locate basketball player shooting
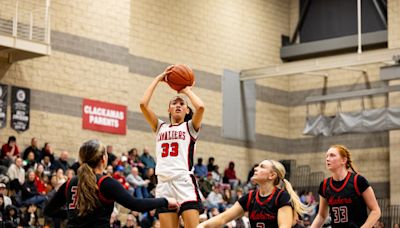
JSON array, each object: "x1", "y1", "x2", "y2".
[{"x1": 139, "y1": 64, "x2": 205, "y2": 228}]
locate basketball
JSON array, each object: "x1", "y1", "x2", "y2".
[{"x1": 165, "y1": 64, "x2": 195, "y2": 91}]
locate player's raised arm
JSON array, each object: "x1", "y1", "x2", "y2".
[
  {"x1": 139, "y1": 65, "x2": 173, "y2": 132},
  {"x1": 179, "y1": 86, "x2": 204, "y2": 131}
]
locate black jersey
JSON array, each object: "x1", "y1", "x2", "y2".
[
  {"x1": 319, "y1": 172, "x2": 370, "y2": 228},
  {"x1": 44, "y1": 174, "x2": 168, "y2": 228},
  {"x1": 238, "y1": 187, "x2": 291, "y2": 228},
  {"x1": 64, "y1": 175, "x2": 113, "y2": 227}
]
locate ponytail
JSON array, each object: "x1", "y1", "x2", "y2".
[
  {"x1": 75, "y1": 140, "x2": 106, "y2": 216},
  {"x1": 77, "y1": 163, "x2": 99, "y2": 216},
  {"x1": 269, "y1": 160, "x2": 310, "y2": 219},
  {"x1": 282, "y1": 179, "x2": 309, "y2": 217}
]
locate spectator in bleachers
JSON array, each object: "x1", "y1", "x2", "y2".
[
  {"x1": 22, "y1": 137, "x2": 41, "y2": 163},
  {"x1": 65, "y1": 168, "x2": 75, "y2": 180},
  {"x1": 110, "y1": 211, "x2": 121, "y2": 228},
  {"x1": 194, "y1": 158, "x2": 208, "y2": 179},
  {"x1": 126, "y1": 167, "x2": 150, "y2": 199},
  {"x1": 40, "y1": 155, "x2": 54, "y2": 178},
  {"x1": 0, "y1": 183, "x2": 12, "y2": 207},
  {"x1": 21, "y1": 170, "x2": 47, "y2": 207},
  {"x1": 207, "y1": 206, "x2": 220, "y2": 218},
  {"x1": 206, "y1": 185, "x2": 226, "y2": 213},
  {"x1": 143, "y1": 167, "x2": 157, "y2": 196},
  {"x1": 211, "y1": 165, "x2": 222, "y2": 184},
  {"x1": 139, "y1": 146, "x2": 156, "y2": 172},
  {"x1": 52, "y1": 151, "x2": 70, "y2": 173},
  {"x1": 199, "y1": 172, "x2": 214, "y2": 198},
  {"x1": 34, "y1": 164, "x2": 47, "y2": 195},
  {"x1": 40, "y1": 142, "x2": 55, "y2": 162},
  {"x1": 47, "y1": 174, "x2": 59, "y2": 193},
  {"x1": 0, "y1": 193, "x2": 5, "y2": 216},
  {"x1": 207, "y1": 157, "x2": 216, "y2": 172},
  {"x1": 69, "y1": 160, "x2": 80, "y2": 175},
  {"x1": 107, "y1": 145, "x2": 118, "y2": 167},
  {"x1": 55, "y1": 168, "x2": 67, "y2": 187},
  {"x1": 0, "y1": 166, "x2": 9, "y2": 185},
  {"x1": 140, "y1": 209, "x2": 156, "y2": 228},
  {"x1": 19, "y1": 203, "x2": 39, "y2": 227},
  {"x1": 305, "y1": 191, "x2": 316, "y2": 206},
  {"x1": 120, "y1": 155, "x2": 132, "y2": 177},
  {"x1": 127, "y1": 148, "x2": 145, "y2": 174},
  {"x1": 23, "y1": 151, "x2": 38, "y2": 172},
  {"x1": 113, "y1": 165, "x2": 131, "y2": 191},
  {"x1": 122, "y1": 214, "x2": 137, "y2": 228},
  {"x1": 223, "y1": 161, "x2": 240, "y2": 189},
  {"x1": 129, "y1": 210, "x2": 142, "y2": 227},
  {"x1": 153, "y1": 219, "x2": 161, "y2": 228},
  {"x1": 106, "y1": 165, "x2": 114, "y2": 176},
  {"x1": 7, "y1": 157, "x2": 25, "y2": 194},
  {"x1": 1, "y1": 136, "x2": 20, "y2": 167},
  {"x1": 223, "y1": 188, "x2": 235, "y2": 207},
  {"x1": 230, "y1": 187, "x2": 244, "y2": 204},
  {"x1": 3, "y1": 204, "x2": 20, "y2": 228}
]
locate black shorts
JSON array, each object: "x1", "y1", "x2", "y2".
[{"x1": 157, "y1": 201, "x2": 204, "y2": 215}]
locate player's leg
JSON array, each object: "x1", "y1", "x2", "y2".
[
  {"x1": 159, "y1": 212, "x2": 179, "y2": 228},
  {"x1": 181, "y1": 209, "x2": 200, "y2": 228},
  {"x1": 156, "y1": 179, "x2": 179, "y2": 228}
]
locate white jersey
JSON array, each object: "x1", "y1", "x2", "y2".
[{"x1": 155, "y1": 119, "x2": 199, "y2": 180}]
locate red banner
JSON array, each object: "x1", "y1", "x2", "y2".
[{"x1": 82, "y1": 99, "x2": 127, "y2": 135}]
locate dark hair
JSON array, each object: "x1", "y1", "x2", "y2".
[
  {"x1": 8, "y1": 136, "x2": 16, "y2": 143},
  {"x1": 77, "y1": 139, "x2": 106, "y2": 216},
  {"x1": 128, "y1": 148, "x2": 138, "y2": 156}
]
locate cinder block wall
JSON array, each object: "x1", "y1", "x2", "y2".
[
  {"x1": 0, "y1": 0, "x2": 291, "y2": 181},
  {"x1": 0, "y1": 0, "x2": 397, "y2": 201}
]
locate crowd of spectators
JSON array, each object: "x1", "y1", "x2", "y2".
[{"x1": 2, "y1": 135, "x2": 395, "y2": 228}]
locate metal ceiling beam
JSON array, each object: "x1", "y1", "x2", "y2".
[
  {"x1": 240, "y1": 48, "x2": 400, "y2": 81},
  {"x1": 305, "y1": 84, "x2": 400, "y2": 103}
]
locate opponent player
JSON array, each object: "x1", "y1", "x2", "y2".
[
  {"x1": 140, "y1": 65, "x2": 205, "y2": 228},
  {"x1": 311, "y1": 145, "x2": 381, "y2": 228},
  {"x1": 43, "y1": 139, "x2": 178, "y2": 228},
  {"x1": 198, "y1": 160, "x2": 308, "y2": 228}
]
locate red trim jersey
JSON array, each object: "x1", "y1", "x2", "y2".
[
  {"x1": 238, "y1": 187, "x2": 291, "y2": 228},
  {"x1": 155, "y1": 119, "x2": 198, "y2": 179},
  {"x1": 319, "y1": 172, "x2": 370, "y2": 228}
]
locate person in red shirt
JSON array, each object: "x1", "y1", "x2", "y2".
[
  {"x1": 223, "y1": 161, "x2": 240, "y2": 189},
  {"x1": 113, "y1": 165, "x2": 131, "y2": 192},
  {"x1": 1, "y1": 136, "x2": 20, "y2": 167}
]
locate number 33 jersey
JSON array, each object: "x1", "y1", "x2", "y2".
[
  {"x1": 319, "y1": 172, "x2": 370, "y2": 228},
  {"x1": 155, "y1": 119, "x2": 199, "y2": 179}
]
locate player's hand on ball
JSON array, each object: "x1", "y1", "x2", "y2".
[{"x1": 158, "y1": 65, "x2": 174, "y2": 82}]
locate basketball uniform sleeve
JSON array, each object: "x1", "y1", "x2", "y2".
[
  {"x1": 318, "y1": 180, "x2": 325, "y2": 198},
  {"x1": 188, "y1": 120, "x2": 199, "y2": 139},
  {"x1": 155, "y1": 119, "x2": 164, "y2": 134},
  {"x1": 357, "y1": 175, "x2": 370, "y2": 194},
  {"x1": 276, "y1": 191, "x2": 291, "y2": 208},
  {"x1": 237, "y1": 193, "x2": 251, "y2": 211},
  {"x1": 100, "y1": 176, "x2": 168, "y2": 212},
  {"x1": 43, "y1": 182, "x2": 67, "y2": 216}
]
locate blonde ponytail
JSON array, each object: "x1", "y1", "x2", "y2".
[
  {"x1": 282, "y1": 179, "x2": 309, "y2": 216},
  {"x1": 269, "y1": 160, "x2": 310, "y2": 219}
]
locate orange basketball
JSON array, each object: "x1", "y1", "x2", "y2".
[{"x1": 165, "y1": 64, "x2": 195, "y2": 91}]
